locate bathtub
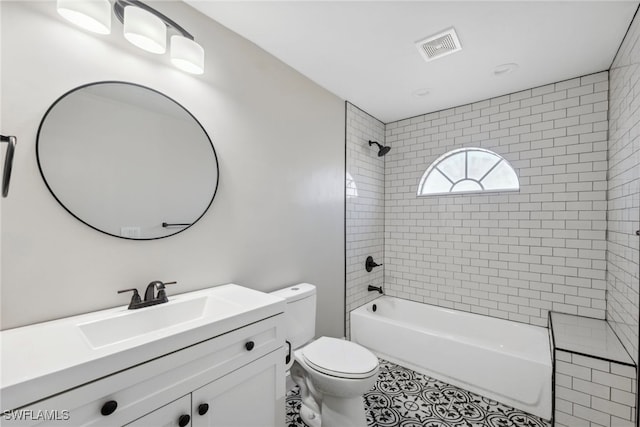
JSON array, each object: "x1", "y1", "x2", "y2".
[{"x1": 350, "y1": 296, "x2": 552, "y2": 420}]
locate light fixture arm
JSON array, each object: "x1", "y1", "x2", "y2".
[{"x1": 113, "y1": 0, "x2": 194, "y2": 40}]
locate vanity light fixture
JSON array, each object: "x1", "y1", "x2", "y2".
[
  {"x1": 114, "y1": 0, "x2": 204, "y2": 74},
  {"x1": 170, "y1": 35, "x2": 205, "y2": 75},
  {"x1": 56, "y1": 0, "x2": 112, "y2": 35},
  {"x1": 57, "y1": 0, "x2": 205, "y2": 75},
  {"x1": 122, "y1": 4, "x2": 166, "y2": 54}
]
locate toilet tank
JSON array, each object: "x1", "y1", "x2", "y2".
[{"x1": 270, "y1": 283, "x2": 316, "y2": 350}]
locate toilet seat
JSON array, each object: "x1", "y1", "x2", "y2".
[{"x1": 301, "y1": 337, "x2": 379, "y2": 379}]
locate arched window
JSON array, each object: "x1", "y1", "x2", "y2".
[{"x1": 417, "y1": 147, "x2": 519, "y2": 196}]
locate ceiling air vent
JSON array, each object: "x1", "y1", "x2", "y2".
[{"x1": 415, "y1": 27, "x2": 462, "y2": 62}]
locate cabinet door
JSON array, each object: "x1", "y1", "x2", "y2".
[
  {"x1": 191, "y1": 349, "x2": 284, "y2": 427},
  {"x1": 125, "y1": 395, "x2": 192, "y2": 427}
]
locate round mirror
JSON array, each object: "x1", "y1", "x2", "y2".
[{"x1": 37, "y1": 81, "x2": 219, "y2": 240}]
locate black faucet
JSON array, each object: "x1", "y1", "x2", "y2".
[
  {"x1": 144, "y1": 280, "x2": 166, "y2": 302},
  {"x1": 368, "y1": 284, "x2": 384, "y2": 294},
  {"x1": 118, "y1": 280, "x2": 177, "y2": 309},
  {"x1": 365, "y1": 256, "x2": 383, "y2": 272}
]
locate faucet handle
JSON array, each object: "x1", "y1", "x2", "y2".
[
  {"x1": 365, "y1": 256, "x2": 383, "y2": 272},
  {"x1": 157, "y1": 280, "x2": 177, "y2": 289},
  {"x1": 118, "y1": 288, "x2": 142, "y2": 309},
  {"x1": 148, "y1": 280, "x2": 177, "y2": 290}
]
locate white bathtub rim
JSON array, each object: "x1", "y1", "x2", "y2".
[
  {"x1": 363, "y1": 295, "x2": 547, "y2": 332},
  {"x1": 361, "y1": 294, "x2": 549, "y2": 333},
  {"x1": 358, "y1": 312, "x2": 550, "y2": 366},
  {"x1": 354, "y1": 297, "x2": 551, "y2": 366}
]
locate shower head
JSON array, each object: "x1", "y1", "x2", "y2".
[
  {"x1": 368, "y1": 140, "x2": 391, "y2": 157},
  {"x1": 378, "y1": 145, "x2": 391, "y2": 156}
]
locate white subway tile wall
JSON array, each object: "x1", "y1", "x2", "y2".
[
  {"x1": 345, "y1": 103, "x2": 385, "y2": 335},
  {"x1": 607, "y1": 11, "x2": 640, "y2": 366},
  {"x1": 555, "y1": 350, "x2": 637, "y2": 427},
  {"x1": 383, "y1": 72, "x2": 609, "y2": 327}
]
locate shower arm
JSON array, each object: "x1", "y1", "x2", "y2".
[
  {"x1": 368, "y1": 140, "x2": 383, "y2": 150},
  {"x1": 0, "y1": 135, "x2": 16, "y2": 198}
]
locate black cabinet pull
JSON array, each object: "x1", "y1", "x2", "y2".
[
  {"x1": 178, "y1": 414, "x2": 190, "y2": 427},
  {"x1": 285, "y1": 340, "x2": 292, "y2": 364},
  {"x1": 198, "y1": 403, "x2": 209, "y2": 416},
  {"x1": 100, "y1": 400, "x2": 117, "y2": 416},
  {"x1": 245, "y1": 341, "x2": 255, "y2": 351}
]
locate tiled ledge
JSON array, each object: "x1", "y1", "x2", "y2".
[
  {"x1": 550, "y1": 312, "x2": 637, "y2": 427},
  {"x1": 550, "y1": 312, "x2": 635, "y2": 366}
]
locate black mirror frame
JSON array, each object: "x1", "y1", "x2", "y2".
[{"x1": 36, "y1": 81, "x2": 219, "y2": 241}]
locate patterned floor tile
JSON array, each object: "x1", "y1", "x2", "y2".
[{"x1": 285, "y1": 359, "x2": 551, "y2": 427}]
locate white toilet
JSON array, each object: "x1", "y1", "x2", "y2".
[{"x1": 271, "y1": 283, "x2": 379, "y2": 427}]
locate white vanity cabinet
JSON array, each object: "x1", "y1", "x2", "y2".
[
  {"x1": 4, "y1": 313, "x2": 285, "y2": 427},
  {"x1": 125, "y1": 346, "x2": 284, "y2": 427},
  {"x1": 124, "y1": 350, "x2": 285, "y2": 427},
  {"x1": 124, "y1": 395, "x2": 192, "y2": 427},
  {"x1": 191, "y1": 349, "x2": 283, "y2": 427}
]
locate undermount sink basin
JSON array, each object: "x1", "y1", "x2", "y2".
[{"x1": 78, "y1": 290, "x2": 243, "y2": 348}]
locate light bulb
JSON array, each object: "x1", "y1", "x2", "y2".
[
  {"x1": 123, "y1": 6, "x2": 166, "y2": 54},
  {"x1": 170, "y1": 36, "x2": 204, "y2": 75},
  {"x1": 57, "y1": 0, "x2": 111, "y2": 35}
]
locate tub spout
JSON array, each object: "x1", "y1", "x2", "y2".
[{"x1": 368, "y1": 285, "x2": 383, "y2": 294}]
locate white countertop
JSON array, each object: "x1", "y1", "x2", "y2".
[{"x1": 0, "y1": 284, "x2": 285, "y2": 410}]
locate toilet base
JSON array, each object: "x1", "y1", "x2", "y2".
[
  {"x1": 321, "y1": 395, "x2": 368, "y2": 427},
  {"x1": 300, "y1": 395, "x2": 367, "y2": 427},
  {"x1": 299, "y1": 402, "x2": 321, "y2": 427},
  {"x1": 293, "y1": 363, "x2": 369, "y2": 427}
]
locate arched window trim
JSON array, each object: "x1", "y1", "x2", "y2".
[{"x1": 417, "y1": 147, "x2": 520, "y2": 196}]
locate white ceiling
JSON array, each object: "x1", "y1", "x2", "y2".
[{"x1": 187, "y1": 1, "x2": 639, "y2": 123}]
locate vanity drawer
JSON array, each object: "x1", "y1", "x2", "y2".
[{"x1": 5, "y1": 314, "x2": 284, "y2": 426}]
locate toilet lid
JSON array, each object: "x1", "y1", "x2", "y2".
[{"x1": 302, "y1": 337, "x2": 379, "y2": 379}]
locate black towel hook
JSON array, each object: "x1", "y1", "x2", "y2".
[{"x1": 0, "y1": 135, "x2": 16, "y2": 198}]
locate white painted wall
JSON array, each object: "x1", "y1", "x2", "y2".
[{"x1": 0, "y1": 1, "x2": 345, "y2": 338}]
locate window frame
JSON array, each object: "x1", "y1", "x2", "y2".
[{"x1": 417, "y1": 147, "x2": 520, "y2": 197}]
